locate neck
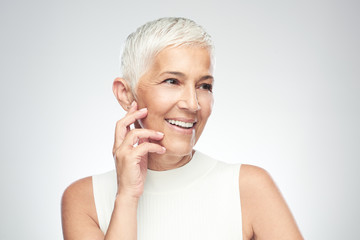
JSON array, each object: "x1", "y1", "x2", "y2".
[{"x1": 147, "y1": 150, "x2": 194, "y2": 171}]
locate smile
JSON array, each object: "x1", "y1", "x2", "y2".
[{"x1": 166, "y1": 119, "x2": 196, "y2": 129}]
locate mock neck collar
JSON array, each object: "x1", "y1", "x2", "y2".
[{"x1": 144, "y1": 151, "x2": 217, "y2": 194}]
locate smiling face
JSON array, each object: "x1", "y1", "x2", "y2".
[{"x1": 135, "y1": 46, "x2": 214, "y2": 157}]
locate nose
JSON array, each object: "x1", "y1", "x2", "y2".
[{"x1": 177, "y1": 85, "x2": 201, "y2": 112}]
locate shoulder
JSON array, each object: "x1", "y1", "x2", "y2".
[
  {"x1": 239, "y1": 164, "x2": 303, "y2": 240},
  {"x1": 239, "y1": 165, "x2": 282, "y2": 213},
  {"x1": 239, "y1": 164, "x2": 279, "y2": 223},
  {"x1": 61, "y1": 176, "x2": 102, "y2": 238},
  {"x1": 62, "y1": 176, "x2": 94, "y2": 211},
  {"x1": 239, "y1": 164, "x2": 275, "y2": 193}
]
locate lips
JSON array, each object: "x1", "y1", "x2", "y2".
[{"x1": 166, "y1": 119, "x2": 196, "y2": 129}]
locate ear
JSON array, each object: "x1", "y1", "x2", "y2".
[{"x1": 112, "y1": 77, "x2": 135, "y2": 111}]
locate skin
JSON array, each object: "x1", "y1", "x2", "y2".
[
  {"x1": 132, "y1": 46, "x2": 214, "y2": 170},
  {"x1": 61, "y1": 46, "x2": 303, "y2": 240}
]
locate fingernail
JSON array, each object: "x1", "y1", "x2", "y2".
[
  {"x1": 131, "y1": 101, "x2": 136, "y2": 107},
  {"x1": 156, "y1": 147, "x2": 166, "y2": 154},
  {"x1": 156, "y1": 131, "x2": 164, "y2": 136},
  {"x1": 139, "y1": 108, "x2": 147, "y2": 112}
]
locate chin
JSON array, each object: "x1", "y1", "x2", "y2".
[{"x1": 162, "y1": 137, "x2": 195, "y2": 157}]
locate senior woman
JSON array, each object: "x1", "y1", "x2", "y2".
[{"x1": 61, "y1": 17, "x2": 303, "y2": 240}]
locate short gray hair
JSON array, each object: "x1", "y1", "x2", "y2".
[{"x1": 120, "y1": 17, "x2": 214, "y2": 95}]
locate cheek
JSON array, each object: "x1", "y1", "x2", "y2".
[
  {"x1": 138, "y1": 85, "x2": 172, "y2": 108},
  {"x1": 147, "y1": 89, "x2": 176, "y2": 112},
  {"x1": 141, "y1": 88, "x2": 177, "y2": 125},
  {"x1": 199, "y1": 94, "x2": 214, "y2": 119},
  {"x1": 194, "y1": 95, "x2": 213, "y2": 142}
]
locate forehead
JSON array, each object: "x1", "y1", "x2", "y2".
[{"x1": 149, "y1": 46, "x2": 213, "y2": 76}]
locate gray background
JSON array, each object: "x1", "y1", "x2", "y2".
[{"x1": 1, "y1": 0, "x2": 359, "y2": 239}]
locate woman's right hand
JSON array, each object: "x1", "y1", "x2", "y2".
[{"x1": 112, "y1": 101, "x2": 166, "y2": 200}]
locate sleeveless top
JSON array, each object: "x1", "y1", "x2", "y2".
[{"x1": 92, "y1": 151, "x2": 242, "y2": 239}]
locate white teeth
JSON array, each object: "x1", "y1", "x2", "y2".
[{"x1": 167, "y1": 119, "x2": 194, "y2": 128}]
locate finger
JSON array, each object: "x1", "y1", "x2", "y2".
[
  {"x1": 126, "y1": 101, "x2": 137, "y2": 115},
  {"x1": 137, "y1": 137, "x2": 148, "y2": 145},
  {"x1": 133, "y1": 142, "x2": 166, "y2": 157},
  {"x1": 123, "y1": 129, "x2": 164, "y2": 147},
  {"x1": 121, "y1": 108, "x2": 147, "y2": 130},
  {"x1": 113, "y1": 108, "x2": 148, "y2": 147}
]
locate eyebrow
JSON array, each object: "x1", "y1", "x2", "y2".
[{"x1": 160, "y1": 71, "x2": 214, "y2": 82}]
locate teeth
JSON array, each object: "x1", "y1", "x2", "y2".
[{"x1": 167, "y1": 119, "x2": 194, "y2": 128}]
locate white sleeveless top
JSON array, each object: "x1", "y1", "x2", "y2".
[{"x1": 92, "y1": 151, "x2": 242, "y2": 239}]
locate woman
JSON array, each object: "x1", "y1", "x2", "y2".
[{"x1": 61, "y1": 17, "x2": 303, "y2": 240}]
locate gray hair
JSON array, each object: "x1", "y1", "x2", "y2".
[{"x1": 120, "y1": 17, "x2": 214, "y2": 96}]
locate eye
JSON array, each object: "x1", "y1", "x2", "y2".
[
  {"x1": 199, "y1": 83, "x2": 213, "y2": 92},
  {"x1": 163, "y1": 78, "x2": 179, "y2": 85}
]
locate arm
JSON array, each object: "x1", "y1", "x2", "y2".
[
  {"x1": 240, "y1": 164, "x2": 303, "y2": 240},
  {"x1": 61, "y1": 178, "x2": 140, "y2": 240},
  {"x1": 104, "y1": 195, "x2": 139, "y2": 239},
  {"x1": 61, "y1": 177, "x2": 104, "y2": 240},
  {"x1": 61, "y1": 102, "x2": 165, "y2": 240}
]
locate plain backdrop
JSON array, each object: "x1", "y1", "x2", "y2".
[{"x1": 1, "y1": 0, "x2": 359, "y2": 239}]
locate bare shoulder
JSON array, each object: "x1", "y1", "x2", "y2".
[
  {"x1": 61, "y1": 176, "x2": 103, "y2": 240},
  {"x1": 239, "y1": 164, "x2": 279, "y2": 199},
  {"x1": 239, "y1": 164, "x2": 273, "y2": 187},
  {"x1": 62, "y1": 177, "x2": 95, "y2": 214},
  {"x1": 239, "y1": 164, "x2": 303, "y2": 240},
  {"x1": 62, "y1": 176, "x2": 92, "y2": 201}
]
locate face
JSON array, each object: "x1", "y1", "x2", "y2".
[{"x1": 135, "y1": 46, "x2": 214, "y2": 157}]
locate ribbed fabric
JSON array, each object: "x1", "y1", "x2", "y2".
[{"x1": 92, "y1": 151, "x2": 242, "y2": 239}]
